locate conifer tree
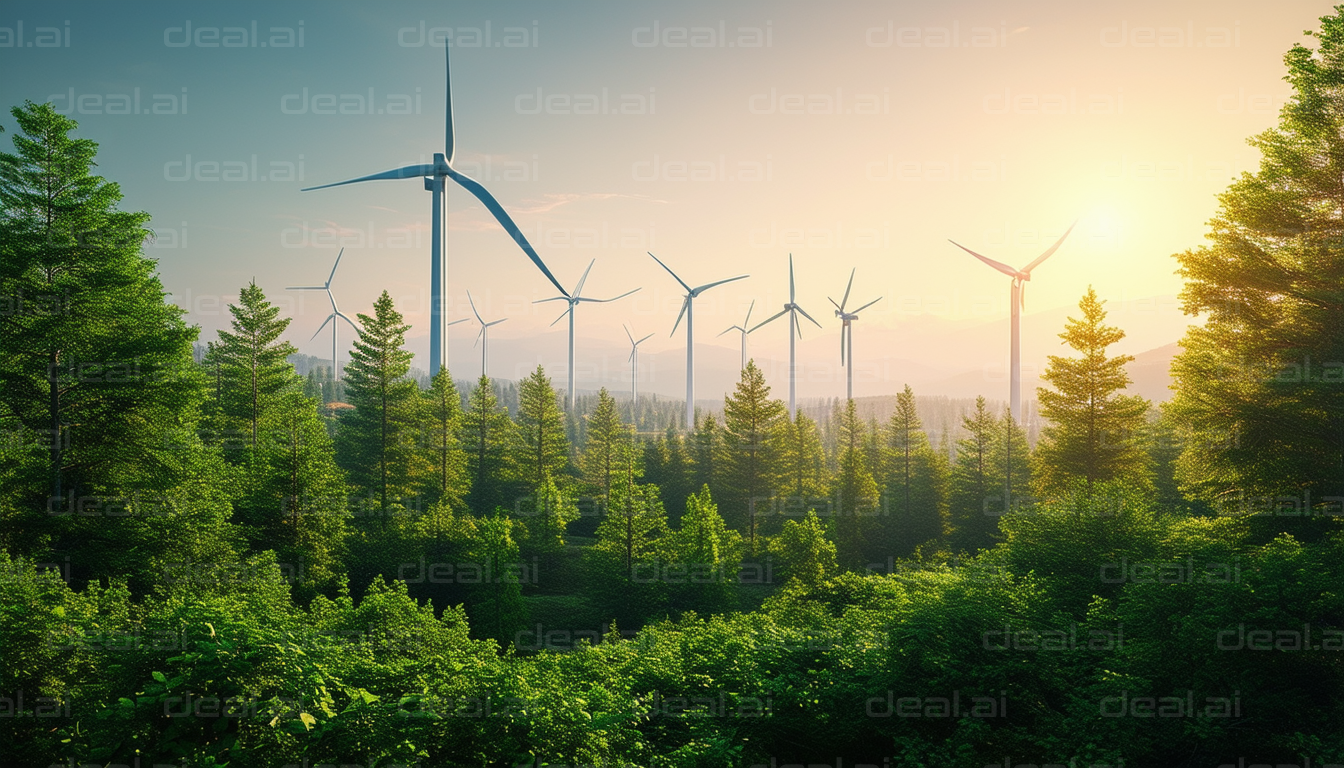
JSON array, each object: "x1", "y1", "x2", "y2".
[
  {"x1": 420, "y1": 367, "x2": 468, "y2": 509},
  {"x1": 777, "y1": 410, "x2": 828, "y2": 515},
  {"x1": 990, "y1": 407, "x2": 1033, "y2": 514},
  {"x1": 689, "y1": 413, "x2": 721, "y2": 504},
  {"x1": 582, "y1": 388, "x2": 630, "y2": 506},
  {"x1": 949, "y1": 396, "x2": 998, "y2": 552},
  {"x1": 335, "y1": 291, "x2": 425, "y2": 523},
  {"x1": 461, "y1": 375, "x2": 517, "y2": 515},
  {"x1": 214, "y1": 282, "x2": 298, "y2": 447},
  {"x1": 1034, "y1": 287, "x2": 1150, "y2": 498},
  {"x1": 718, "y1": 361, "x2": 786, "y2": 553},
  {"x1": 880, "y1": 385, "x2": 948, "y2": 560},
  {"x1": 514, "y1": 366, "x2": 570, "y2": 494},
  {"x1": 831, "y1": 398, "x2": 879, "y2": 567}
]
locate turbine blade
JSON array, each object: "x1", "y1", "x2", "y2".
[
  {"x1": 828, "y1": 296, "x2": 842, "y2": 312},
  {"x1": 691, "y1": 274, "x2": 749, "y2": 296},
  {"x1": 745, "y1": 299, "x2": 754, "y2": 326},
  {"x1": 1021, "y1": 219, "x2": 1078, "y2": 275},
  {"x1": 445, "y1": 166, "x2": 569, "y2": 296},
  {"x1": 852, "y1": 296, "x2": 882, "y2": 314},
  {"x1": 637, "y1": 333, "x2": 653, "y2": 345},
  {"x1": 302, "y1": 164, "x2": 436, "y2": 192},
  {"x1": 749, "y1": 308, "x2": 789, "y2": 333},
  {"x1": 533, "y1": 296, "x2": 569, "y2": 304},
  {"x1": 550, "y1": 306, "x2": 571, "y2": 327},
  {"x1": 286, "y1": 286, "x2": 327, "y2": 291},
  {"x1": 334, "y1": 310, "x2": 359, "y2": 330},
  {"x1": 310, "y1": 314, "x2": 335, "y2": 342},
  {"x1": 444, "y1": 46, "x2": 455, "y2": 164},
  {"x1": 628, "y1": 348, "x2": 637, "y2": 363},
  {"x1": 716, "y1": 325, "x2": 738, "y2": 338},
  {"x1": 841, "y1": 267, "x2": 854, "y2": 311},
  {"x1": 574, "y1": 259, "x2": 595, "y2": 298},
  {"x1": 648, "y1": 252, "x2": 693, "y2": 293},
  {"x1": 948, "y1": 240, "x2": 1020, "y2": 278},
  {"x1": 327, "y1": 248, "x2": 345, "y2": 286},
  {"x1": 467, "y1": 290, "x2": 484, "y2": 324},
  {"x1": 446, "y1": 317, "x2": 470, "y2": 327},
  {"x1": 670, "y1": 296, "x2": 689, "y2": 336},
  {"x1": 580, "y1": 287, "x2": 640, "y2": 303},
  {"x1": 792, "y1": 311, "x2": 803, "y2": 339},
  {"x1": 789, "y1": 254, "x2": 796, "y2": 304},
  {"x1": 487, "y1": 318, "x2": 508, "y2": 327},
  {"x1": 624, "y1": 323, "x2": 634, "y2": 344},
  {"x1": 795, "y1": 304, "x2": 823, "y2": 329},
  {"x1": 474, "y1": 327, "x2": 484, "y2": 347}
]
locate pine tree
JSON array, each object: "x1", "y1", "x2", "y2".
[
  {"x1": 420, "y1": 367, "x2": 468, "y2": 509},
  {"x1": 718, "y1": 361, "x2": 786, "y2": 553},
  {"x1": 514, "y1": 366, "x2": 570, "y2": 495},
  {"x1": 461, "y1": 375, "x2": 517, "y2": 515},
  {"x1": 990, "y1": 407, "x2": 1033, "y2": 514},
  {"x1": 880, "y1": 385, "x2": 948, "y2": 560},
  {"x1": 768, "y1": 509, "x2": 838, "y2": 587},
  {"x1": 689, "y1": 413, "x2": 721, "y2": 505},
  {"x1": 214, "y1": 282, "x2": 298, "y2": 448},
  {"x1": 582, "y1": 388, "x2": 630, "y2": 507},
  {"x1": 1034, "y1": 287, "x2": 1151, "y2": 498},
  {"x1": 831, "y1": 398, "x2": 879, "y2": 568},
  {"x1": 949, "y1": 396, "x2": 998, "y2": 552},
  {"x1": 335, "y1": 291, "x2": 425, "y2": 523},
  {"x1": 777, "y1": 410, "x2": 828, "y2": 515}
]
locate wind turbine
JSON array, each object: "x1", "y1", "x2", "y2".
[
  {"x1": 750, "y1": 254, "x2": 821, "y2": 418},
  {"x1": 287, "y1": 248, "x2": 358, "y2": 382},
  {"x1": 717, "y1": 300, "x2": 756, "y2": 370},
  {"x1": 647, "y1": 252, "x2": 748, "y2": 429},
  {"x1": 302, "y1": 45, "x2": 568, "y2": 379},
  {"x1": 534, "y1": 259, "x2": 639, "y2": 411},
  {"x1": 828, "y1": 269, "x2": 881, "y2": 401},
  {"x1": 624, "y1": 324, "x2": 654, "y2": 414},
  {"x1": 466, "y1": 290, "x2": 507, "y2": 379},
  {"x1": 948, "y1": 220, "x2": 1076, "y2": 422}
]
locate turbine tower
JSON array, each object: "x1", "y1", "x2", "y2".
[
  {"x1": 717, "y1": 300, "x2": 756, "y2": 370},
  {"x1": 624, "y1": 324, "x2": 654, "y2": 416},
  {"x1": 534, "y1": 259, "x2": 639, "y2": 412},
  {"x1": 750, "y1": 254, "x2": 821, "y2": 418},
  {"x1": 466, "y1": 290, "x2": 507, "y2": 379},
  {"x1": 302, "y1": 45, "x2": 567, "y2": 379},
  {"x1": 948, "y1": 220, "x2": 1076, "y2": 421},
  {"x1": 287, "y1": 248, "x2": 357, "y2": 382},
  {"x1": 828, "y1": 269, "x2": 881, "y2": 401},
  {"x1": 647, "y1": 252, "x2": 748, "y2": 429}
]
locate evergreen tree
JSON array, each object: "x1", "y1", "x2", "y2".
[
  {"x1": 461, "y1": 375, "x2": 517, "y2": 515},
  {"x1": 777, "y1": 410, "x2": 828, "y2": 515},
  {"x1": 949, "y1": 396, "x2": 997, "y2": 552},
  {"x1": 768, "y1": 509, "x2": 838, "y2": 587},
  {"x1": 880, "y1": 385, "x2": 948, "y2": 560},
  {"x1": 718, "y1": 361, "x2": 786, "y2": 553},
  {"x1": 514, "y1": 366, "x2": 569, "y2": 495},
  {"x1": 689, "y1": 413, "x2": 721, "y2": 507},
  {"x1": 1034, "y1": 287, "x2": 1151, "y2": 498},
  {"x1": 582, "y1": 388, "x2": 630, "y2": 507},
  {"x1": 989, "y1": 407, "x2": 1033, "y2": 515},
  {"x1": 645, "y1": 425, "x2": 694, "y2": 524},
  {"x1": 831, "y1": 398, "x2": 879, "y2": 568},
  {"x1": 335, "y1": 291, "x2": 425, "y2": 523},
  {"x1": 463, "y1": 512, "x2": 528, "y2": 644},
  {"x1": 213, "y1": 282, "x2": 297, "y2": 448},
  {"x1": 420, "y1": 367, "x2": 468, "y2": 509},
  {"x1": 591, "y1": 480, "x2": 669, "y2": 625},
  {"x1": 1166, "y1": 9, "x2": 1344, "y2": 511}
]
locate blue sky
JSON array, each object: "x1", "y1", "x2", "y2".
[{"x1": 0, "y1": 0, "x2": 1326, "y2": 400}]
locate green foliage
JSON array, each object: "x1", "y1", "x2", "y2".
[
  {"x1": 419, "y1": 367, "x2": 467, "y2": 509},
  {"x1": 718, "y1": 361, "x2": 787, "y2": 553},
  {"x1": 661, "y1": 486, "x2": 743, "y2": 614},
  {"x1": 880, "y1": 385, "x2": 949, "y2": 561},
  {"x1": 581, "y1": 388, "x2": 630, "y2": 505},
  {"x1": 1034, "y1": 287, "x2": 1152, "y2": 497},
  {"x1": 776, "y1": 410, "x2": 828, "y2": 516},
  {"x1": 211, "y1": 282, "x2": 298, "y2": 448},
  {"x1": 831, "y1": 398, "x2": 879, "y2": 568},
  {"x1": 768, "y1": 509, "x2": 837, "y2": 587},
  {"x1": 514, "y1": 365, "x2": 570, "y2": 494},
  {"x1": 949, "y1": 396, "x2": 999, "y2": 552},
  {"x1": 461, "y1": 375, "x2": 517, "y2": 515},
  {"x1": 336, "y1": 291, "x2": 424, "y2": 522}
]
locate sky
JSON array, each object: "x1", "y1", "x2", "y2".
[{"x1": 0, "y1": 0, "x2": 1323, "y2": 405}]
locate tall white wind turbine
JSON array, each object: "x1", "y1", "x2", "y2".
[
  {"x1": 624, "y1": 324, "x2": 654, "y2": 416},
  {"x1": 647, "y1": 252, "x2": 748, "y2": 429},
  {"x1": 534, "y1": 259, "x2": 639, "y2": 411},
  {"x1": 750, "y1": 254, "x2": 821, "y2": 418},
  {"x1": 717, "y1": 300, "x2": 756, "y2": 370},
  {"x1": 466, "y1": 290, "x2": 507, "y2": 379},
  {"x1": 828, "y1": 269, "x2": 881, "y2": 401},
  {"x1": 287, "y1": 248, "x2": 358, "y2": 382},
  {"x1": 948, "y1": 221, "x2": 1076, "y2": 421},
  {"x1": 302, "y1": 45, "x2": 567, "y2": 379}
]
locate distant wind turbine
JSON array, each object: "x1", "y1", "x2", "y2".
[
  {"x1": 648, "y1": 252, "x2": 748, "y2": 429},
  {"x1": 287, "y1": 248, "x2": 358, "y2": 382},
  {"x1": 828, "y1": 269, "x2": 881, "y2": 401},
  {"x1": 717, "y1": 300, "x2": 756, "y2": 370},
  {"x1": 750, "y1": 254, "x2": 821, "y2": 418},
  {"x1": 466, "y1": 290, "x2": 507, "y2": 379},
  {"x1": 302, "y1": 45, "x2": 567, "y2": 379},
  {"x1": 534, "y1": 259, "x2": 639, "y2": 411},
  {"x1": 625, "y1": 324, "x2": 654, "y2": 413},
  {"x1": 948, "y1": 220, "x2": 1076, "y2": 421}
]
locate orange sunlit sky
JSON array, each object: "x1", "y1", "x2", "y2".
[{"x1": 0, "y1": 0, "x2": 1322, "y2": 405}]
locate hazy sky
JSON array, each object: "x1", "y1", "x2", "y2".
[{"x1": 0, "y1": 0, "x2": 1323, "y2": 401}]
